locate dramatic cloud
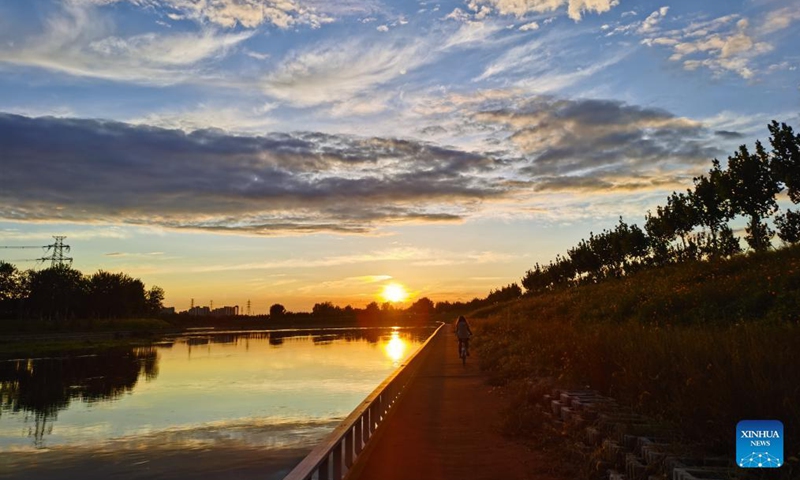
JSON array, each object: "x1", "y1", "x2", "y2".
[
  {"x1": 0, "y1": 114, "x2": 506, "y2": 235},
  {"x1": 471, "y1": 96, "x2": 723, "y2": 191}
]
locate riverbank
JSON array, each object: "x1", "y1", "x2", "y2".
[{"x1": 472, "y1": 247, "x2": 800, "y2": 478}]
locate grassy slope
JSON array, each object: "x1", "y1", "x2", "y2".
[{"x1": 473, "y1": 245, "x2": 800, "y2": 462}]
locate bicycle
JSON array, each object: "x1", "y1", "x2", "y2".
[{"x1": 458, "y1": 339, "x2": 468, "y2": 366}]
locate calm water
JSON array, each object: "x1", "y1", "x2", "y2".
[{"x1": 0, "y1": 327, "x2": 432, "y2": 479}]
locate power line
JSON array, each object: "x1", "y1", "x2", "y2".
[{"x1": 0, "y1": 236, "x2": 73, "y2": 267}]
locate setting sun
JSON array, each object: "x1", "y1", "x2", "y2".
[{"x1": 381, "y1": 283, "x2": 409, "y2": 303}]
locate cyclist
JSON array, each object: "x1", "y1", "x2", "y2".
[{"x1": 454, "y1": 315, "x2": 472, "y2": 357}]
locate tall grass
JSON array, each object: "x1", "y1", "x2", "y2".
[{"x1": 474, "y1": 246, "x2": 800, "y2": 463}]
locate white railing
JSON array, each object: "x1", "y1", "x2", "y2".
[{"x1": 284, "y1": 323, "x2": 444, "y2": 480}]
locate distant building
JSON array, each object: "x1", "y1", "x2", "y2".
[
  {"x1": 210, "y1": 305, "x2": 239, "y2": 316},
  {"x1": 160, "y1": 307, "x2": 176, "y2": 315},
  {"x1": 188, "y1": 306, "x2": 211, "y2": 316}
]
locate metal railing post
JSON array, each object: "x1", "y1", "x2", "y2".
[
  {"x1": 355, "y1": 416, "x2": 363, "y2": 454},
  {"x1": 333, "y1": 441, "x2": 343, "y2": 479},
  {"x1": 345, "y1": 427, "x2": 354, "y2": 468}
]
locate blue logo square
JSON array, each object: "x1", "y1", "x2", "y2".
[{"x1": 737, "y1": 420, "x2": 783, "y2": 468}]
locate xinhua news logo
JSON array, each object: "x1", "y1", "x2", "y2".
[{"x1": 736, "y1": 420, "x2": 783, "y2": 468}]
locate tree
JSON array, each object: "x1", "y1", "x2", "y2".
[
  {"x1": 568, "y1": 238, "x2": 602, "y2": 282},
  {"x1": 486, "y1": 283, "x2": 522, "y2": 303},
  {"x1": 725, "y1": 142, "x2": 780, "y2": 252},
  {"x1": 717, "y1": 225, "x2": 742, "y2": 258},
  {"x1": 769, "y1": 121, "x2": 800, "y2": 203},
  {"x1": 0, "y1": 262, "x2": 22, "y2": 302},
  {"x1": 312, "y1": 301, "x2": 339, "y2": 318},
  {"x1": 87, "y1": 271, "x2": 147, "y2": 318},
  {"x1": 146, "y1": 286, "x2": 165, "y2": 315},
  {"x1": 689, "y1": 159, "x2": 734, "y2": 257},
  {"x1": 775, "y1": 210, "x2": 800, "y2": 245},
  {"x1": 645, "y1": 207, "x2": 674, "y2": 266},
  {"x1": 0, "y1": 262, "x2": 26, "y2": 319},
  {"x1": 364, "y1": 302, "x2": 380, "y2": 314},
  {"x1": 666, "y1": 191, "x2": 700, "y2": 259},
  {"x1": 521, "y1": 263, "x2": 548, "y2": 294},
  {"x1": 269, "y1": 303, "x2": 286, "y2": 317},
  {"x1": 408, "y1": 297, "x2": 434, "y2": 315},
  {"x1": 27, "y1": 265, "x2": 89, "y2": 321}
]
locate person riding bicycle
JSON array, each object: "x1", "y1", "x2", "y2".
[{"x1": 454, "y1": 315, "x2": 472, "y2": 357}]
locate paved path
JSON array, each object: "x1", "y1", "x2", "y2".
[{"x1": 349, "y1": 328, "x2": 564, "y2": 480}]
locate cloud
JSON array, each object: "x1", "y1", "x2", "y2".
[
  {"x1": 471, "y1": 96, "x2": 722, "y2": 190},
  {"x1": 714, "y1": 130, "x2": 744, "y2": 139},
  {"x1": 130, "y1": 103, "x2": 277, "y2": 134},
  {"x1": 758, "y1": 6, "x2": 800, "y2": 35},
  {"x1": 194, "y1": 246, "x2": 516, "y2": 273},
  {"x1": 75, "y1": 0, "x2": 336, "y2": 29},
  {"x1": 261, "y1": 38, "x2": 429, "y2": 107},
  {"x1": 475, "y1": 30, "x2": 631, "y2": 94},
  {"x1": 472, "y1": 0, "x2": 620, "y2": 21},
  {"x1": 0, "y1": 114, "x2": 508, "y2": 235},
  {"x1": 442, "y1": 20, "x2": 506, "y2": 49},
  {"x1": 261, "y1": 20, "x2": 505, "y2": 108},
  {"x1": 0, "y1": 4, "x2": 253, "y2": 85},
  {"x1": 640, "y1": 11, "x2": 780, "y2": 80},
  {"x1": 638, "y1": 6, "x2": 668, "y2": 34},
  {"x1": 519, "y1": 21, "x2": 540, "y2": 31}
]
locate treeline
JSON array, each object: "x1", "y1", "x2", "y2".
[
  {"x1": 252, "y1": 283, "x2": 524, "y2": 323},
  {"x1": 0, "y1": 263, "x2": 164, "y2": 321},
  {"x1": 522, "y1": 121, "x2": 800, "y2": 294}
]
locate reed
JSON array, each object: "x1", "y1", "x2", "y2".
[{"x1": 474, "y1": 245, "x2": 800, "y2": 464}]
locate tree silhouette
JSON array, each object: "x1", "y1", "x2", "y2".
[
  {"x1": 521, "y1": 263, "x2": 548, "y2": 294},
  {"x1": 725, "y1": 142, "x2": 780, "y2": 251},
  {"x1": 775, "y1": 210, "x2": 800, "y2": 245},
  {"x1": 717, "y1": 224, "x2": 742, "y2": 258},
  {"x1": 689, "y1": 159, "x2": 734, "y2": 257},
  {"x1": 146, "y1": 285, "x2": 165, "y2": 315},
  {"x1": 665, "y1": 191, "x2": 699, "y2": 259},
  {"x1": 27, "y1": 266, "x2": 89, "y2": 321},
  {"x1": 409, "y1": 297, "x2": 434, "y2": 314},
  {"x1": 312, "y1": 301, "x2": 340, "y2": 318},
  {"x1": 269, "y1": 303, "x2": 286, "y2": 317},
  {"x1": 0, "y1": 262, "x2": 26, "y2": 318},
  {"x1": 768, "y1": 121, "x2": 800, "y2": 203},
  {"x1": 87, "y1": 271, "x2": 147, "y2": 318},
  {"x1": 486, "y1": 284, "x2": 522, "y2": 303},
  {"x1": 645, "y1": 207, "x2": 675, "y2": 266}
]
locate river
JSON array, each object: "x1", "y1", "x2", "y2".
[{"x1": 0, "y1": 326, "x2": 433, "y2": 479}]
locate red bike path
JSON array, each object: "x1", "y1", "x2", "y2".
[{"x1": 347, "y1": 328, "x2": 566, "y2": 480}]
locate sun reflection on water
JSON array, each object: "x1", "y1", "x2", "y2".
[{"x1": 384, "y1": 331, "x2": 407, "y2": 364}]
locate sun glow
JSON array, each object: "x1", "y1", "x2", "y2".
[
  {"x1": 381, "y1": 283, "x2": 409, "y2": 303},
  {"x1": 384, "y1": 332, "x2": 407, "y2": 363}
]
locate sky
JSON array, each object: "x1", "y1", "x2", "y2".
[{"x1": 0, "y1": 0, "x2": 799, "y2": 313}]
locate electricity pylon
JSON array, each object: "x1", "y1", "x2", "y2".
[{"x1": 40, "y1": 236, "x2": 73, "y2": 267}]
